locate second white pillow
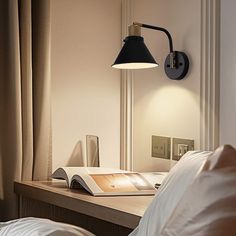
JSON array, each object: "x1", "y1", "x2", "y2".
[{"x1": 129, "y1": 150, "x2": 212, "y2": 236}]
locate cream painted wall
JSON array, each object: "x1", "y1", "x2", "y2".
[
  {"x1": 132, "y1": 0, "x2": 201, "y2": 171},
  {"x1": 220, "y1": 0, "x2": 236, "y2": 147},
  {"x1": 51, "y1": 0, "x2": 121, "y2": 170}
]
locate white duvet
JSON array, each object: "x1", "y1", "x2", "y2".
[{"x1": 0, "y1": 217, "x2": 95, "y2": 236}]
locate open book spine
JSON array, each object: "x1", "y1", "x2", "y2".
[
  {"x1": 51, "y1": 168, "x2": 71, "y2": 187},
  {"x1": 70, "y1": 177, "x2": 93, "y2": 194}
]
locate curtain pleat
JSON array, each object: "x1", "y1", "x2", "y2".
[
  {"x1": 19, "y1": 0, "x2": 34, "y2": 181},
  {"x1": 0, "y1": 0, "x2": 23, "y2": 220},
  {"x1": 32, "y1": 0, "x2": 52, "y2": 180},
  {"x1": 0, "y1": 0, "x2": 52, "y2": 220}
]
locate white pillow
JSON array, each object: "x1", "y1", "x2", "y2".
[
  {"x1": 0, "y1": 217, "x2": 95, "y2": 236},
  {"x1": 160, "y1": 145, "x2": 236, "y2": 236},
  {"x1": 129, "y1": 150, "x2": 212, "y2": 236}
]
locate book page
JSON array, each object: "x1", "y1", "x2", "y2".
[
  {"x1": 140, "y1": 172, "x2": 168, "y2": 187},
  {"x1": 90, "y1": 173, "x2": 155, "y2": 193},
  {"x1": 71, "y1": 168, "x2": 130, "y2": 194}
]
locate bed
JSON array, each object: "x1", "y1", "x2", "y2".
[{"x1": 0, "y1": 217, "x2": 95, "y2": 236}]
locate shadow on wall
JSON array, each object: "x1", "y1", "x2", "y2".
[{"x1": 66, "y1": 141, "x2": 84, "y2": 166}]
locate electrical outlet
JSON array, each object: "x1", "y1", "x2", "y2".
[
  {"x1": 172, "y1": 138, "x2": 194, "y2": 161},
  {"x1": 152, "y1": 136, "x2": 170, "y2": 159}
]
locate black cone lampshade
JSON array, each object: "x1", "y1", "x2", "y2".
[{"x1": 112, "y1": 36, "x2": 158, "y2": 69}]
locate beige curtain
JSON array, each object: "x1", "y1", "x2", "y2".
[{"x1": 0, "y1": 0, "x2": 52, "y2": 220}]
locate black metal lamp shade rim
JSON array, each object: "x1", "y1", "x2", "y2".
[{"x1": 112, "y1": 36, "x2": 158, "y2": 69}]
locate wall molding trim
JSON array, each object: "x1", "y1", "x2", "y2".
[
  {"x1": 120, "y1": 0, "x2": 134, "y2": 170},
  {"x1": 200, "y1": 0, "x2": 220, "y2": 150}
]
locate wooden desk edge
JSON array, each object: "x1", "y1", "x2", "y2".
[{"x1": 14, "y1": 181, "x2": 150, "y2": 229}]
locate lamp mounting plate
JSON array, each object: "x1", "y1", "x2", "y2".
[{"x1": 164, "y1": 51, "x2": 189, "y2": 80}]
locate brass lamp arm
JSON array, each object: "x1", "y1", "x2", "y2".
[{"x1": 133, "y1": 22, "x2": 174, "y2": 53}]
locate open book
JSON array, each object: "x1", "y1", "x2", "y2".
[{"x1": 51, "y1": 167, "x2": 167, "y2": 196}]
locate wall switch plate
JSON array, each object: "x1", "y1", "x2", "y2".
[
  {"x1": 152, "y1": 135, "x2": 171, "y2": 159},
  {"x1": 172, "y1": 138, "x2": 194, "y2": 161}
]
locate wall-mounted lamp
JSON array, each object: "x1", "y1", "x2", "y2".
[{"x1": 112, "y1": 22, "x2": 189, "y2": 80}]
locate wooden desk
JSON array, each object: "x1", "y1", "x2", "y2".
[{"x1": 14, "y1": 181, "x2": 154, "y2": 236}]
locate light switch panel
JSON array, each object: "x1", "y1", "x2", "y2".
[
  {"x1": 172, "y1": 137, "x2": 194, "y2": 161},
  {"x1": 152, "y1": 135, "x2": 170, "y2": 159}
]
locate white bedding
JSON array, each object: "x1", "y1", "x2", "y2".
[
  {"x1": 160, "y1": 168, "x2": 236, "y2": 236},
  {"x1": 160, "y1": 145, "x2": 236, "y2": 236},
  {"x1": 0, "y1": 217, "x2": 95, "y2": 236},
  {"x1": 129, "y1": 150, "x2": 212, "y2": 236}
]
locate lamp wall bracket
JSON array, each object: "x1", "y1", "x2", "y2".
[
  {"x1": 165, "y1": 51, "x2": 189, "y2": 80},
  {"x1": 132, "y1": 22, "x2": 189, "y2": 80}
]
